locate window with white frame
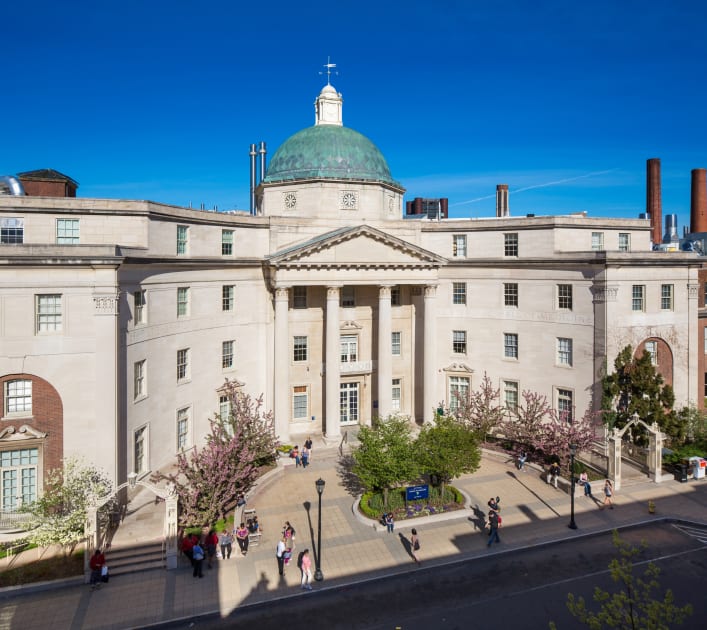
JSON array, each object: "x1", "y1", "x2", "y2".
[
  {"x1": 391, "y1": 285, "x2": 401, "y2": 306},
  {"x1": 391, "y1": 378, "x2": 401, "y2": 411},
  {"x1": 632, "y1": 285, "x2": 645, "y2": 312},
  {"x1": 557, "y1": 338, "x2": 573, "y2": 366},
  {"x1": 134, "y1": 290, "x2": 146, "y2": 324},
  {"x1": 1, "y1": 448, "x2": 38, "y2": 509},
  {"x1": 644, "y1": 340, "x2": 658, "y2": 365},
  {"x1": 134, "y1": 360, "x2": 146, "y2": 399},
  {"x1": 504, "y1": 233, "x2": 518, "y2": 257},
  {"x1": 504, "y1": 333, "x2": 518, "y2": 359},
  {"x1": 453, "y1": 234, "x2": 467, "y2": 257},
  {"x1": 134, "y1": 426, "x2": 148, "y2": 475},
  {"x1": 504, "y1": 283, "x2": 518, "y2": 307},
  {"x1": 177, "y1": 348, "x2": 190, "y2": 382},
  {"x1": 591, "y1": 232, "x2": 604, "y2": 251},
  {"x1": 222, "y1": 230, "x2": 234, "y2": 256},
  {"x1": 222, "y1": 285, "x2": 234, "y2": 312},
  {"x1": 557, "y1": 388, "x2": 574, "y2": 422},
  {"x1": 176, "y1": 407, "x2": 190, "y2": 451},
  {"x1": 557, "y1": 284, "x2": 573, "y2": 310},
  {"x1": 452, "y1": 330, "x2": 467, "y2": 354},
  {"x1": 222, "y1": 340, "x2": 235, "y2": 369},
  {"x1": 340, "y1": 335, "x2": 358, "y2": 362},
  {"x1": 448, "y1": 376, "x2": 470, "y2": 411},
  {"x1": 0, "y1": 218, "x2": 24, "y2": 244},
  {"x1": 341, "y1": 286, "x2": 355, "y2": 307},
  {"x1": 503, "y1": 380, "x2": 519, "y2": 410},
  {"x1": 293, "y1": 336, "x2": 308, "y2": 362},
  {"x1": 293, "y1": 286, "x2": 307, "y2": 309},
  {"x1": 219, "y1": 394, "x2": 231, "y2": 421},
  {"x1": 177, "y1": 225, "x2": 188, "y2": 255},
  {"x1": 177, "y1": 287, "x2": 190, "y2": 317},
  {"x1": 618, "y1": 233, "x2": 631, "y2": 252},
  {"x1": 293, "y1": 386, "x2": 309, "y2": 419},
  {"x1": 56, "y1": 218, "x2": 79, "y2": 244},
  {"x1": 661, "y1": 284, "x2": 673, "y2": 310},
  {"x1": 392, "y1": 332, "x2": 401, "y2": 356},
  {"x1": 453, "y1": 282, "x2": 467, "y2": 305},
  {"x1": 36, "y1": 294, "x2": 62, "y2": 333},
  {"x1": 4, "y1": 380, "x2": 32, "y2": 415}
]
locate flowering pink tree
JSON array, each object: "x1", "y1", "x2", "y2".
[
  {"x1": 499, "y1": 390, "x2": 552, "y2": 455},
  {"x1": 542, "y1": 407, "x2": 599, "y2": 470},
  {"x1": 452, "y1": 372, "x2": 506, "y2": 441}
]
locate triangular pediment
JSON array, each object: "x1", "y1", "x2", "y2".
[{"x1": 268, "y1": 225, "x2": 446, "y2": 269}]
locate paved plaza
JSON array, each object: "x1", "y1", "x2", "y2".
[{"x1": 1, "y1": 445, "x2": 706, "y2": 630}]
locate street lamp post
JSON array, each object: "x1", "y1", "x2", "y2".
[
  {"x1": 568, "y1": 444, "x2": 578, "y2": 530},
  {"x1": 314, "y1": 477, "x2": 325, "y2": 581}
]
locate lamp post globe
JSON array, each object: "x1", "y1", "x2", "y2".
[{"x1": 314, "y1": 478, "x2": 325, "y2": 581}]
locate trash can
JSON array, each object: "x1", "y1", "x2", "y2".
[
  {"x1": 689, "y1": 456, "x2": 706, "y2": 480},
  {"x1": 674, "y1": 463, "x2": 688, "y2": 483}
]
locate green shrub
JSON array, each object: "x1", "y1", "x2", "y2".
[{"x1": 359, "y1": 485, "x2": 464, "y2": 520}]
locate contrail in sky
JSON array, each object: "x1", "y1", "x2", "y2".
[{"x1": 451, "y1": 168, "x2": 619, "y2": 207}]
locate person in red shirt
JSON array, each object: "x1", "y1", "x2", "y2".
[
  {"x1": 89, "y1": 549, "x2": 106, "y2": 590},
  {"x1": 181, "y1": 533, "x2": 194, "y2": 566}
]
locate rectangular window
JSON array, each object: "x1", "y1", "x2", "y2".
[
  {"x1": 177, "y1": 348, "x2": 190, "y2": 382},
  {"x1": 557, "y1": 284, "x2": 573, "y2": 310},
  {"x1": 504, "y1": 333, "x2": 518, "y2": 359},
  {"x1": 177, "y1": 287, "x2": 190, "y2": 317},
  {"x1": 294, "y1": 336, "x2": 308, "y2": 362},
  {"x1": 644, "y1": 341, "x2": 658, "y2": 365},
  {"x1": 452, "y1": 330, "x2": 467, "y2": 354},
  {"x1": 618, "y1": 233, "x2": 631, "y2": 252},
  {"x1": 293, "y1": 286, "x2": 307, "y2": 309},
  {"x1": 4, "y1": 380, "x2": 32, "y2": 414},
  {"x1": 704, "y1": 373, "x2": 707, "y2": 398},
  {"x1": 453, "y1": 234, "x2": 467, "y2": 257},
  {"x1": 177, "y1": 407, "x2": 190, "y2": 451},
  {"x1": 134, "y1": 426, "x2": 147, "y2": 475},
  {"x1": 632, "y1": 285, "x2": 645, "y2": 312},
  {"x1": 340, "y1": 335, "x2": 358, "y2": 362},
  {"x1": 503, "y1": 380, "x2": 519, "y2": 410},
  {"x1": 222, "y1": 340, "x2": 235, "y2": 368},
  {"x1": 390, "y1": 285, "x2": 401, "y2": 306},
  {"x1": 557, "y1": 388, "x2": 574, "y2": 422},
  {"x1": 452, "y1": 282, "x2": 467, "y2": 305},
  {"x1": 704, "y1": 328, "x2": 707, "y2": 354},
  {"x1": 504, "y1": 283, "x2": 518, "y2": 307},
  {"x1": 56, "y1": 218, "x2": 79, "y2": 244},
  {"x1": 36, "y1": 294, "x2": 62, "y2": 333},
  {"x1": 1, "y1": 448, "x2": 38, "y2": 509},
  {"x1": 591, "y1": 232, "x2": 604, "y2": 251},
  {"x1": 219, "y1": 395, "x2": 231, "y2": 421},
  {"x1": 293, "y1": 386, "x2": 309, "y2": 419},
  {"x1": 557, "y1": 338, "x2": 573, "y2": 366},
  {"x1": 341, "y1": 286, "x2": 355, "y2": 307},
  {"x1": 340, "y1": 382, "x2": 359, "y2": 423},
  {"x1": 448, "y1": 376, "x2": 470, "y2": 412},
  {"x1": 222, "y1": 285, "x2": 234, "y2": 312},
  {"x1": 222, "y1": 230, "x2": 234, "y2": 256},
  {"x1": 0, "y1": 218, "x2": 24, "y2": 244},
  {"x1": 504, "y1": 233, "x2": 518, "y2": 257},
  {"x1": 134, "y1": 290, "x2": 146, "y2": 324},
  {"x1": 392, "y1": 331, "x2": 401, "y2": 356},
  {"x1": 177, "y1": 225, "x2": 188, "y2": 255},
  {"x1": 661, "y1": 284, "x2": 673, "y2": 310},
  {"x1": 134, "y1": 360, "x2": 146, "y2": 399},
  {"x1": 391, "y1": 378, "x2": 401, "y2": 412}
]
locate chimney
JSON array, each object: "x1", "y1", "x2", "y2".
[
  {"x1": 258, "y1": 141, "x2": 267, "y2": 184},
  {"x1": 496, "y1": 184, "x2": 509, "y2": 217},
  {"x1": 249, "y1": 143, "x2": 257, "y2": 215},
  {"x1": 664, "y1": 214, "x2": 679, "y2": 243},
  {"x1": 646, "y1": 158, "x2": 662, "y2": 245},
  {"x1": 690, "y1": 168, "x2": 707, "y2": 233}
]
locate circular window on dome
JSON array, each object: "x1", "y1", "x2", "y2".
[
  {"x1": 283, "y1": 192, "x2": 297, "y2": 210},
  {"x1": 340, "y1": 190, "x2": 358, "y2": 210}
]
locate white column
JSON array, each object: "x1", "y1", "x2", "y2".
[
  {"x1": 274, "y1": 287, "x2": 290, "y2": 443},
  {"x1": 325, "y1": 287, "x2": 341, "y2": 439},
  {"x1": 423, "y1": 284, "x2": 438, "y2": 424},
  {"x1": 377, "y1": 285, "x2": 393, "y2": 420}
]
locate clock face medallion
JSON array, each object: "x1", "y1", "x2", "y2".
[
  {"x1": 341, "y1": 191, "x2": 357, "y2": 209},
  {"x1": 284, "y1": 192, "x2": 297, "y2": 209}
]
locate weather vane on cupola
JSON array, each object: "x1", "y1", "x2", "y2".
[{"x1": 319, "y1": 56, "x2": 338, "y2": 85}]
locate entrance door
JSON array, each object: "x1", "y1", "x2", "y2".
[{"x1": 340, "y1": 382, "x2": 359, "y2": 425}]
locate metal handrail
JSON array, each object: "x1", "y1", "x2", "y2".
[{"x1": 339, "y1": 430, "x2": 348, "y2": 457}]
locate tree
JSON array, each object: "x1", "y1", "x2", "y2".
[
  {"x1": 499, "y1": 390, "x2": 552, "y2": 455},
  {"x1": 552, "y1": 530, "x2": 692, "y2": 629},
  {"x1": 24, "y1": 457, "x2": 115, "y2": 554},
  {"x1": 542, "y1": 407, "x2": 599, "y2": 471},
  {"x1": 452, "y1": 372, "x2": 506, "y2": 440},
  {"x1": 352, "y1": 415, "x2": 419, "y2": 508},
  {"x1": 415, "y1": 415, "x2": 481, "y2": 496}
]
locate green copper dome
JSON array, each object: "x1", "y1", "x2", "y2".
[{"x1": 263, "y1": 125, "x2": 399, "y2": 186}]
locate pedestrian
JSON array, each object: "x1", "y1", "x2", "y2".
[
  {"x1": 205, "y1": 529, "x2": 218, "y2": 568},
  {"x1": 181, "y1": 533, "x2": 194, "y2": 566},
  {"x1": 517, "y1": 450, "x2": 527, "y2": 471},
  {"x1": 276, "y1": 537, "x2": 286, "y2": 576},
  {"x1": 579, "y1": 471, "x2": 593, "y2": 497},
  {"x1": 248, "y1": 516, "x2": 261, "y2": 535},
  {"x1": 235, "y1": 522, "x2": 250, "y2": 556},
  {"x1": 487, "y1": 496, "x2": 500, "y2": 514},
  {"x1": 304, "y1": 436, "x2": 313, "y2": 462},
  {"x1": 300, "y1": 548, "x2": 313, "y2": 590},
  {"x1": 89, "y1": 549, "x2": 106, "y2": 590},
  {"x1": 548, "y1": 462, "x2": 560, "y2": 488},
  {"x1": 291, "y1": 445, "x2": 300, "y2": 467},
  {"x1": 487, "y1": 510, "x2": 501, "y2": 547},
  {"x1": 602, "y1": 479, "x2": 614, "y2": 509},
  {"x1": 192, "y1": 540, "x2": 205, "y2": 578},
  {"x1": 301, "y1": 444, "x2": 310, "y2": 468},
  {"x1": 219, "y1": 529, "x2": 233, "y2": 559},
  {"x1": 385, "y1": 512, "x2": 395, "y2": 533},
  {"x1": 410, "y1": 528, "x2": 421, "y2": 564},
  {"x1": 283, "y1": 521, "x2": 296, "y2": 547}
]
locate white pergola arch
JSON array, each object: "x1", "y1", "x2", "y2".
[{"x1": 607, "y1": 412, "x2": 665, "y2": 490}]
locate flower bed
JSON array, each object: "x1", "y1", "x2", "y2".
[{"x1": 359, "y1": 485, "x2": 464, "y2": 522}]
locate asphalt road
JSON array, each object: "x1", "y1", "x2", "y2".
[{"x1": 158, "y1": 522, "x2": 707, "y2": 630}]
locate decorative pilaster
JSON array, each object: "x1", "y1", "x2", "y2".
[
  {"x1": 325, "y1": 287, "x2": 341, "y2": 438},
  {"x1": 377, "y1": 286, "x2": 393, "y2": 421},
  {"x1": 423, "y1": 285, "x2": 438, "y2": 424},
  {"x1": 274, "y1": 287, "x2": 290, "y2": 442}
]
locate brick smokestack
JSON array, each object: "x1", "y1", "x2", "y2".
[
  {"x1": 646, "y1": 158, "x2": 662, "y2": 244},
  {"x1": 496, "y1": 184, "x2": 509, "y2": 217},
  {"x1": 690, "y1": 168, "x2": 707, "y2": 233}
]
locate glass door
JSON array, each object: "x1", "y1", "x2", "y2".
[{"x1": 340, "y1": 382, "x2": 359, "y2": 425}]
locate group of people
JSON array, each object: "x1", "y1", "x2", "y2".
[
  {"x1": 487, "y1": 496, "x2": 502, "y2": 547},
  {"x1": 180, "y1": 530, "x2": 218, "y2": 578},
  {"x1": 289, "y1": 436, "x2": 314, "y2": 468},
  {"x1": 275, "y1": 521, "x2": 315, "y2": 590}
]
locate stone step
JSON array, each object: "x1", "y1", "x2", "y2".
[{"x1": 105, "y1": 540, "x2": 165, "y2": 576}]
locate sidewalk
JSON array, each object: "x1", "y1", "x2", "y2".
[{"x1": 1, "y1": 446, "x2": 706, "y2": 630}]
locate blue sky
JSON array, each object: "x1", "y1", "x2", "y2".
[{"x1": 2, "y1": 1, "x2": 706, "y2": 230}]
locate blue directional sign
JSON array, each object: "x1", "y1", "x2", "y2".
[{"x1": 406, "y1": 484, "x2": 429, "y2": 501}]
